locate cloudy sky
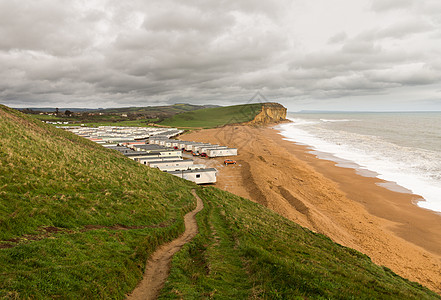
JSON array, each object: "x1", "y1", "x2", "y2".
[{"x1": 1, "y1": 0, "x2": 441, "y2": 111}]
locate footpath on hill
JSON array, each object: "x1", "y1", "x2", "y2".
[{"x1": 126, "y1": 189, "x2": 204, "y2": 300}]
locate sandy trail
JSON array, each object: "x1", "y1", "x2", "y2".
[{"x1": 126, "y1": 189, "x2": 204, "y2": 300}]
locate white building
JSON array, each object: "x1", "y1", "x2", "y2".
[
  {"x1": 164, "y1": 141, "x2": 174, "y2": 148},
  {"x1": 136, "y1": 156, "x2": 182, "y2": 165},
  {"x1": 184, "y1": 142, "x2": 207, "y2": 152},
  {"x1": 148, "y1": 159, "x2": 194, "y2": 170},
  {"x1": 206, "y1": 148, "x2": 238, "y2": 157},
  {"x1": 171, "y1": 141, "x2": 180, "y2": 148},
  {"x1": 156, "y1": 164, "x2": 204, "y2": 172},
  {"x1": 178, "y1": 141, "x2": 193, "y2": 150},
  {"x1": 158, "y1": 149, "x2": 182, "y2": 157},
  {"x1": 200, "y1": 146, "x2": 227, "y2": 154},
  {"x1": 132, "y1": 144, "x2": 164, "y2": 151},
  {"x1": 168, "y1": 168, "x2": 217, "y2": 184},
  {"x1": 192, "y1": 144, "x2": 216, "y2": 153}
]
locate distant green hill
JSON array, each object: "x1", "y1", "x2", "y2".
[
  {"x1": 0, "y1": 105, "x2": 438, "y2": 299},
  {"x1": 97, "y1": 103, "x2": 219, "y2": 115},
  {"x1": 23, "y1": 103, "x2": 220, "y2": 127},
  {"x1": 17, "y1": 103, "x2": 218, "y2": 114},
  {"x1": 159, "y1": 103, "x2": 263, "y2": 128}
]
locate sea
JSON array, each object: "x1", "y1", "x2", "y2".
[{"x1": 276, "y1": 112, "x2": 441, "y2": 213}]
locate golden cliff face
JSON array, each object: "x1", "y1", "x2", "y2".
[{"x1": 247, "y1": 103, "x2": 287, "y2": 125}]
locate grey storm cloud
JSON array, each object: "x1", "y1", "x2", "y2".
[{"x1": 1, "y1": 0, "x2": 441, "y2": 111}]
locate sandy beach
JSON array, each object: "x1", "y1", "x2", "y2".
[{"x1": 183, "y1": 124, "x2": 441, "y2": 294}]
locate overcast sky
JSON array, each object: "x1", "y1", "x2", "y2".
[{"x1": 1, "y1": 0, "x2": 441, "y2": 111}]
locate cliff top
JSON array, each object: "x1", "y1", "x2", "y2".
[{"x1": 159, "y1": 102, "x2": 287, "y2": 128}]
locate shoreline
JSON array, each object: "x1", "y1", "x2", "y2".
[
  {"x1": 271, "y1": 126, "x2": 441, "y2": 257},
  {"x1": 183, "y1": 124, "x2": 441, "y2": 294}
]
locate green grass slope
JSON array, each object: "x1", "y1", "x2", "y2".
[
  {"x1": 0, "y1": 105, "x2": 197, "y2": 298},
  {"x1": 160, "y1": 188, "x2": 439, "y2": 299},
  {"x1": 0, "y1": 105, "x2": 439, "y2": 299},
  {"x1": 159, "y1": 103, "x2": 262, "y2": 128},
  {"x1": 98, "y1": 103, "x2": 218, "y2": 115}
]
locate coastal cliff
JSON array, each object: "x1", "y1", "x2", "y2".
[{"x1": 246, "y1": 102, "x2": 287, "y2": 125}]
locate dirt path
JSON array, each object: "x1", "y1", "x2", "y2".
[{"x1": 126, "y1": 189, "x2": 204, "y2": 300}]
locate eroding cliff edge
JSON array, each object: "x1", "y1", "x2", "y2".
[{"x1": 246, "y1": 102, "x2": 287, "y2": 125}]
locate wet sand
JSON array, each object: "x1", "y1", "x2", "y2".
[{"x1": 183, "y1": 125, "x2": 441, "y2": 294}]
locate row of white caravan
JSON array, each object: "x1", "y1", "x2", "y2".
[
  {"x1": 67, "y1": 127, "x2": 218, "y2": 184},
  {"x1": 64, "y1": 126, "x2": 183, "y2": 141},
  {"x1": 106, "y1": 145, "x2": 182, "y2": 158},
  {"x1": 112, "y1": 145, "x2": 217, "y2": 184},
  {"x1": 149, "y1": 137, "x2": 237, "y2": 158},
  {"x1": 131, "y1": 154, "x2": 216, "y2": 184}
]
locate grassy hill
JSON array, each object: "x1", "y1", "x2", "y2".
[
  {"x1": 18, "y1": 103, "x2": 218, "y2": 115},
  {"x1": 0, "y1": 105, "x2": 197, "y2": 298},
  {"x1": 0, "y1": 105, "x2": 439, "y2": 299},
  {"x1": 97, "y1": 103, "x2": 219, "y2": 115},
  {"x1": 159, "y1": 103, "x2": 263, "y2": 128}
]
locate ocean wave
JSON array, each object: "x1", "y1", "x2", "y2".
[{"x1": 289, "y1": 118, "x2": 319, "y2": 126}]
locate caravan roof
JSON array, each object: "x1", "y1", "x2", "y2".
[{"x1": 168, "y1": 168, "x2": 217, "y2": 174}]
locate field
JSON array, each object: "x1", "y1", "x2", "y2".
[
  {"x1": 159, "y1": 103, "x2": 262, "y2": 128},
  {"x1": 0, "y1": 105, "x2": 439, "y2": 299}
]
